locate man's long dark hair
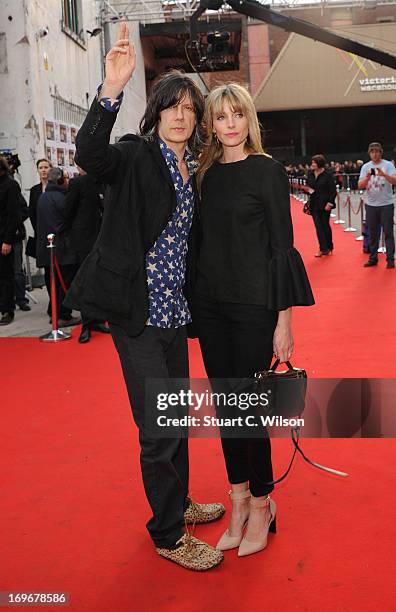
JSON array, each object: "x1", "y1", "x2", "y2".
[
  {"x1": 139, "y1": 70, "x2": 205, "y2": 155},
  {"x1": 0, "y1": 156, "x2": 11, "y2": 177}
]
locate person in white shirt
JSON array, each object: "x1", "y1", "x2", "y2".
[{"x1": 358, "y1": 142, "x2": 396, "y2": 269}]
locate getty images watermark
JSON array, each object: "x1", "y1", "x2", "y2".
[{"x1": 155, "y1": 389, "x2": 305, "y2": 430}]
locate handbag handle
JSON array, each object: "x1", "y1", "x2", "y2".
[
  {"x1": 249, "y1": 427, "x2": 349, "y2": 487},
  {"x1": 270, "y1": 358, "x2": 294, "y2": 372}
]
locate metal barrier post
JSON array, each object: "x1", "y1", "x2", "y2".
[
  {"x1": 344, "y1": 189, "x2": 357, "y2": 233},
  {"x1": 356, "y1": 192, "x2": 365, "y2": 241},
  {"x1": 40, "y1": 233, "x2": 71, "y2": 342},
  {"x1": 333, "y1": 185, "x2": 345, "y2": 225},
  {"x1": 301, "y1": 178, "x2": 307, "y2": 202}
]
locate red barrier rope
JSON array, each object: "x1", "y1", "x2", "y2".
[
  {"x1": 54, "y1": 256, "x2": 68, "y2": 294},
  {"x1": 350, "y1": 198, "x2": 363, "y2": 215},
  {"x1": 342, "y1": 195, "x2": 350, "y2": 208}
]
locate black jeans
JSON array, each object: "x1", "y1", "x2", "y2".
[
  {"x1": 13, "y1": 241, "x2": 28, "y2": 306},
  {"x1": 365, "y1": 204, "x2": 395, "y2": 263},
  {"x1": 110, "y1": 324, "x2": 190, "y2": 548},
  {"x1": 195, "y1": 298, "x2": 277, "y2": 497},
  {"x1": 0, "y1": 246, "x2": 15, "y2": 314},
  {"x1": 311, "y1": 208, "x2": 333, "y2": 252}
]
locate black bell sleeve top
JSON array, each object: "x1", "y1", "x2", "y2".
[{"x1": 195, "y1": 155, "x2": 314, "y2": 311}]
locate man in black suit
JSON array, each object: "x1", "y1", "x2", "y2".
[
  {"x1": 0, "y1": 156, "x2": 21, "y2": 325},
  {"x1": 13, "y1": 187, "x2": 31, "y2": 311},
  {"x1": 63, "y1": 167, "x2": 109, "y2": 343},
  {"x1": 64, "y1": 23, "x2": 224, "y2": 571},
  {"x1": 36, "y1": 168, "x2": 80, "y2": 327}
]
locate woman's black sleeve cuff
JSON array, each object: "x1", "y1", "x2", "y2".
[{"x1": 268, "y1": 247, "x2": 315, "y2": 310}]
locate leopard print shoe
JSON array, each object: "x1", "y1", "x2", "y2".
[
  {"x1": 184, "y1": 500, "x2": 226, "y2": 524},
  {"x1": 156, "y1": 533, "x2": 224, "y2": 571}
]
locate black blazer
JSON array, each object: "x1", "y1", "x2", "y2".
[
  {"x1": 306, "y1": 170, "x2": 337, "y2": 210},
  {"x1": 64, "y1": 97, "x2": 200, "y2": 337},
  {"x1": 0, "y1": 175, "x2": 22, "y2": 245},
  {"x1": 63, "y1": 174, "x2": 104, "y2": 262},
  {"x1": 36, "y1": 184, "x2": 75, "y2": 267},
  {"x1": 28, "y1": 183, "x2": 45, "y2": 234}
]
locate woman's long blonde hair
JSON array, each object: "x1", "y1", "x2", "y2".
[{"x1": 197, "y1": 83, "x2": 266, "y2": 188}]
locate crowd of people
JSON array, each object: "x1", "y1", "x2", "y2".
[
  {"x1": 288, "y1": 143, "x2": 396, "y2": 266},
  {"x1": 286, "y1": 158, "x2": 396, "y2": 192},
  {"x1": 0, "y1": 156, "x2": 110, "y2": 341}
]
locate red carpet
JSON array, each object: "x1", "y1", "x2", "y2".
[{"x1": 1, "y1": 199, "x2": 396, "y2": 611}]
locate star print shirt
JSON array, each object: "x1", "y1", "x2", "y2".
[{"x1": 146, "y1": 138, "x2": 196, "y2": 328}]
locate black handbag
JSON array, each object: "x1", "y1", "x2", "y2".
[
  {"x1": 25, "y1": 236, "x2": 36, "y2": 258},
  {"x1": 303, "y1": 197, "x2": 312, "y2": 215},
  {"x1": 253, "y1": 359, "x2": 348, "y2": 485},
  {"x1": 255, "y1": 359, "x2": 307, "y2": 418}
]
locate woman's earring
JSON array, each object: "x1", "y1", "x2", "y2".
[{"x1": 213, "y1": 131, "x2": 219, "y2": 144}]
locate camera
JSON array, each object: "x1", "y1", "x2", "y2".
[{"x1": 0, "y1": 150, "x2": 21, "y2": 172}]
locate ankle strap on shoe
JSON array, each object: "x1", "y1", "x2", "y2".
[
  {"x1": 250, "y1": 494, "x2": 271, "y2": 507},
  {"x1": 229, "y1": 489, "x2": 251, "y2": 501}
]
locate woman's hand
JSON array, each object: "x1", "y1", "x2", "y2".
[
  {"x1": 101, "y1": 22, "x2": 136, "y2": 99},
  {"x1": 273, "y1": 309, "x2": 294, "y2": 363},
  {"x1": 324, "y1": 203, "x2": 333, "y2": 211}
]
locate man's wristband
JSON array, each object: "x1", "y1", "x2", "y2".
[{"x1": 97, "y1": 83, "x2": 123, "y2": 112}]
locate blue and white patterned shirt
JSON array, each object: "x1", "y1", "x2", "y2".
[
  {"x1": 97, "y1": 88, "x2": 196, "y2": 328},
  {"x1": 146, "y1": 138, "x2": 196, "y2": 328}
]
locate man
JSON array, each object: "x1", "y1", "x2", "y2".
[
  {"x1": 14, "y1": 190, "x2": 31, "y2": 311},
  {"x1": 0, "y1": 156, "x2": 21, "y2": 325},
  {"x1": 65, "y1": 22, "x2": 224, "y2": 571},
  {"x1": 358, "y1": 142, "x2": 396, "y2": 269},
  {"x1": 63, "y1": 167, "x2": 109, "y2": 343},
  {"x1": 36, "y1": 168, "x2": 80, "y2": 326}
]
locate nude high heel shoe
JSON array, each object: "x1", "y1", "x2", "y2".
[
  {"x1": 215, "y1": 489, "x2": 251, "y2": 551},
  {"x1": 238, "y1": 494, "x2": 277, "y2": 557}
]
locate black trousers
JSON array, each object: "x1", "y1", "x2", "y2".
[
  {"x1": 44, "y1": 264, "x2": 76, "y2": 320},
  {"x1": 73, "y1": 256, "x2": 106, "y2": 329},
  {"x1": 13, "y1": 242, "x2": 28, "y2": 306},
  {"x1": 110, "y1": 324, "x2": 190, "y2": 548},
  {"x1": 195, "y1": 298, "x2": 277, "y2": 497},
  {"x1": 365, "y1": 204, "x2": 395, "y2": 263},
  {"x1": 311, "y1": 208, "x2": 333, "y2": 252},
  {"x1": 0, "y1": 246, "x2": 15, "y2": 314}
]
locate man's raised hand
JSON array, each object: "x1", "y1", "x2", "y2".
[{"x1": 101, "y1": 22, "x2": 136, "y2": 98}]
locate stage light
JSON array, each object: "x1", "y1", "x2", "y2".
[{"x1": 207, "y1": 31, "x2": 231, "y2": 57}]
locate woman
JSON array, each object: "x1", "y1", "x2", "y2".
[
  {"x1": 305, "y1": 154, "x2": 336, "y2": 257},
  {"x1": 28, "y1": 158, "x2": 52, "y2": 256},
  {"x1": 194, "y1": 84, "x2": 314, "y2": 557}
]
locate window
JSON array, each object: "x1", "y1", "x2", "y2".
[
  {"x1": 61, "y1": 0, "x2": 85, "y2": 46},
  {"x1": 52, "y1": 94, "x2": 88, "y2": 126}
]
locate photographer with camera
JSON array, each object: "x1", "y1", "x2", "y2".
[{"x1": 358, "y1": 142, "x2": 396, "y2": 269}]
